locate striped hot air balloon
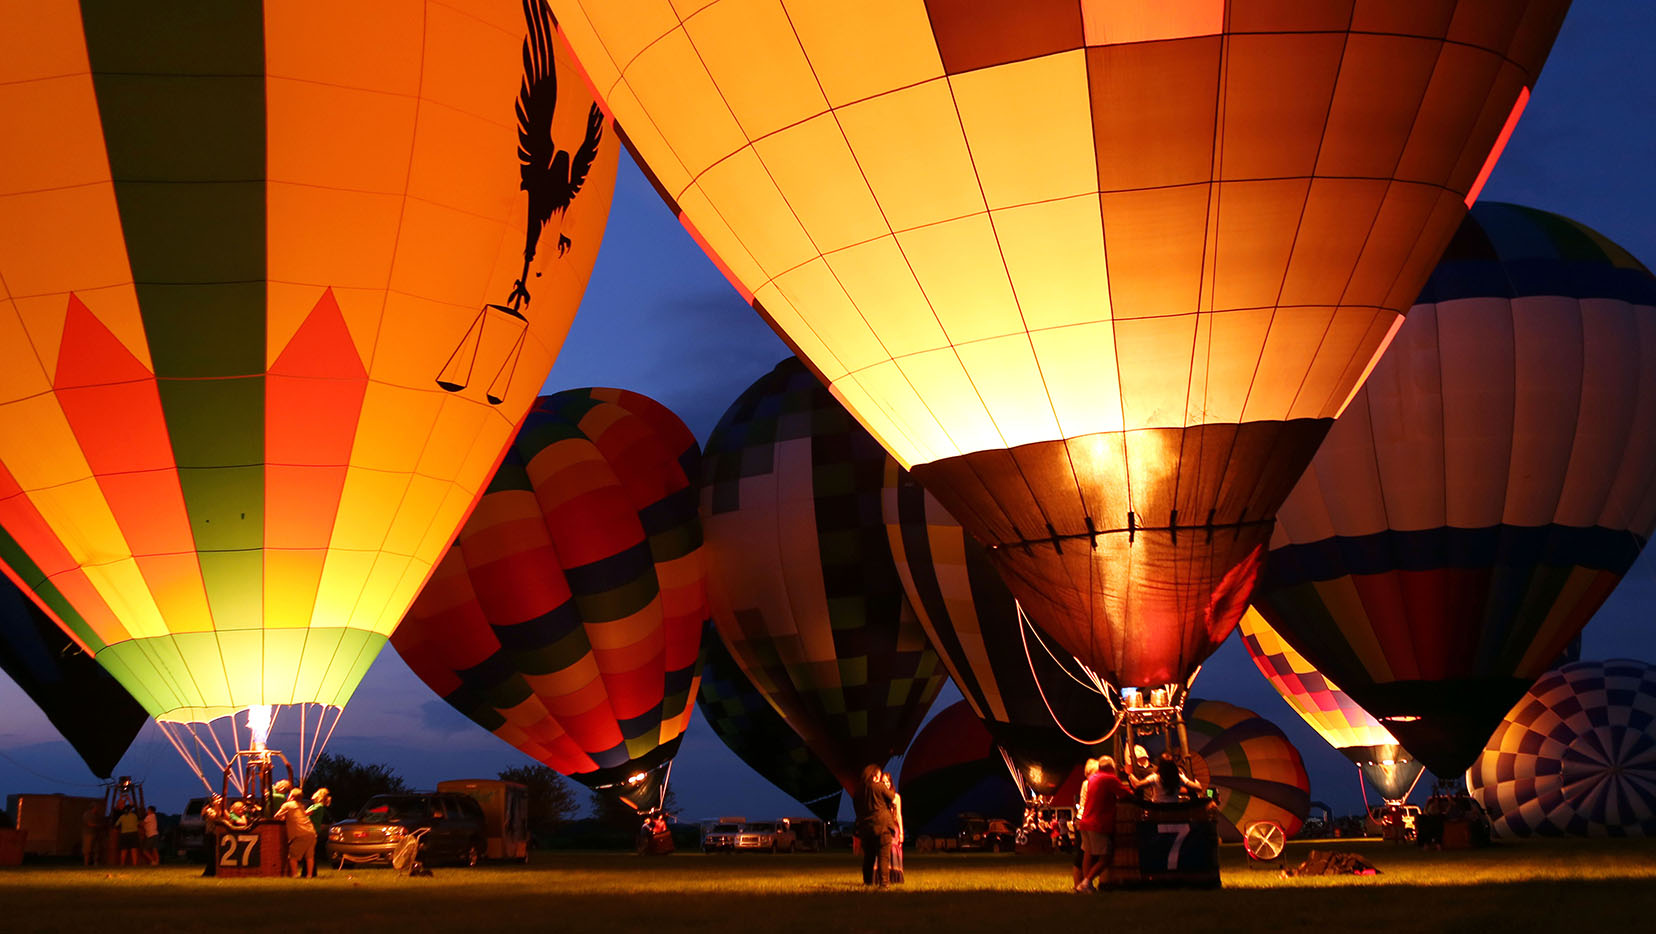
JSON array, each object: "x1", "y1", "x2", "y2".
[
  {"x1": 696, "y1": 634, "x2": 843, "y2": 821},
  {"x1": 1153, "y1": 699, "x2": 1309, "y2": 842},
  {"x1": 0, "y1": 0, "x2": 617, "y2": 783},
  {"x1": 1239, "y1": 608, "x2": 1422, "y2": 802},
  {"x1": 899, "y1": 701, "x2": 1025, "y2": 840},
  {"x1": 393, "y1": 389, "x2": 706, "y2": 812},
  {"x1": 1256, "y1": 203, "x2": 1656, "y2": 778},
  {"x1": 1468, "y1": 659, "x2": 1656, "y2": 838},
  {"x1": 883, "y1": 464, "x2": 1115, "y2": 801},
  {"x1": 547, "y1": 0, "x2": 1568, "y2": 697},
  {"x1": 701, "y1": 358, "x2": 946, "y2": 794}
]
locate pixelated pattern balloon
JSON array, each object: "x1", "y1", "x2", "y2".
[
  {"x1": 697, "y1": 633, "x2": 843, "y2": 821},
  {"x1": 394, "y1": 389, "x2": 705, "y2": 811},
  {"x1": 549, "y1": 0, "x2": 1567, "y2": 692},
  {"x1": 1468, "y1": 660, "x2": 1656, "y2": 838},
  {"x1": 0, "y1": 1, "x2": 618, "y2": 728},
  {"x1": 701, "y1": 358, "x2": 945, "y2": 793},
  {"x1": 1258, "y1": 203, "x2": 1656, "y2": 777}
]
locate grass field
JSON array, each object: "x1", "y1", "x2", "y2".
[{"x1": 4, "y1": 838, "x2": 1653, "y2": 934}]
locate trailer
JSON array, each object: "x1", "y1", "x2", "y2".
[
  {"x1": 9, "y1": 793, "x2": 103, "y2": 858},
  {"x1": 437, "y1": 779, "x2": 529, "y2": 862}
]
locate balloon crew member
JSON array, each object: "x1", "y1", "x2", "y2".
[
  {"x1": 1076, "y1": 757, "x2": 1133, "y2": 892},
  {"x1": 275, "y1": 788, "x2": 316, "y2": 878},
  {"x1": 305, "y1": 789, "x2": 332, "y2": 877},
  {"x1": 142, "y1": 806, "x2": 161, "y2": 866},
  {"x1": 80, "y1": 803, "x2": 104, "y2": 867},
  {"x1": 1133, "y1": 753, "x2": 1204, "y2": 804},
  {"x1": 882, "y1": 771, "x2": 905, "y2": 884},
  {"x1": 200, "y1": 796, "x2": 225, "y2": 877},
  {"x1": 854, "y1": 764, "x2": 897, "y2": 887},
  {"x1": 114, "y1": 801, "x2": 142, "y2": 867}
]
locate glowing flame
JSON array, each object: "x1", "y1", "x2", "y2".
[{"x1": 246, "y1": 704, "x2": 273, "y2": 751}]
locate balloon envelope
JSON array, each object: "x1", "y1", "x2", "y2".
[
  {"x1": 1239, "y1": 608, "x2": 1422, "y2": 801},
  {"x1": 696, "y1": 633, "x2": 843, "y2": 821},
  {"x1": 1257, "y1": 203, "x2": 1656, "y2": 777},
  {"x1": 899, "y1": 701, "x2": 1025, "y2": 839},
  {"x1": 0, "y1": 575, "x2": 146, "y2": 779},
  {"x1": 394, "y1": 389, "x2": 706, "y2": 811},
  {"x1": 0, "y1": 2, "x2": 617, "y2": 760},
  {"x1": 1467, "y1": 659, "x2": 1656, "y2": 838},
  {"x1": 700, "y1": 358, "x2": 946, "y2": 794},
  {"x1": 883, "y1": 465, "x2": 1115, "y2": 798},
  {"x1": 549, "y1": 0, "x2": 1567, "y2": 691}
]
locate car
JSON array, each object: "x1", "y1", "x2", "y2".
[
  {"x1": 327, "y1": 793, "x2": 488, "y2": 868},
  {"x1": 956, "y1": 815, "x2": 1016, "y2": 853},
  {"x1": 175, "y1": 797, "x2": 208, "y2": 860},
  {"x1": 702, "y1": 821, "x2": 745, "y2": 853}
]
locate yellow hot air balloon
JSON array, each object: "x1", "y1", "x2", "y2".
[
  {"x1": 0, "y1": 0, "x2": 617, "y2": 785},
  {"x1": 548, "y1": 0, "x2": 1566, "y2": 698}
]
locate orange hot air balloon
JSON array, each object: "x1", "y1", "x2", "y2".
[
  {"x1": 548, "y1": 1, "x2": 1567, "y2": 694},
  {"x1": 0, "y1": 1, "x2": 617, "y2": 786}
]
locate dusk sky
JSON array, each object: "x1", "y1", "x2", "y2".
[{"x1": 3, "y1": 0, "x2": 1653, "y2": 824}]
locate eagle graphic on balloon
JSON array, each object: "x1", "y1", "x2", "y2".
[{"x1": 438, "y1": 0, "x2": 603, "y2": 402}]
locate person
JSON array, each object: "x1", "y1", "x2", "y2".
[
  {"x1": 1071, "y1": 758, "x2": 1097, "y2": 888},
  {"x1": 200, "y1": 796, "x2": 226, "y2": 877},
  {"x1": 113, "y1": 804, "x2": 142, "y2": 867},
  {"x1": 853, "y1": 763, "x2": 896, "y2": 887},
  {"x1": 80, "y1": 803, "x2": 104, "y2": 867},
  {"x1": 225, "y1": 799, "x2": 251, "y2": 831},
  {"x1": 141, "y1": 805, "x2": 161, "y2": 866},
  {"x1": 305, "y1": 788, "x2": 332, "y2": 877},
  {"x1": 1133, "y1": 753, "x2": 1204, "y2": 804},
  {"x1": 275, "y1": 789, "x2": 316, "y2": 878},
  {"x1": 1075, "y1": 757, "x2": 1133, "y2": 892},
  {"x1": 1131, "y1": 746, "x2": 1154, "y2": 783},
  {"x1": 882, "y1": 772, "x2": 905, "y2": 884}
]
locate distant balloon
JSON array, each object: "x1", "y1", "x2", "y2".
[
  {"x1": 1256, "y1": 203, "x2": 1656, "y2": 777},
  {"x1": 1156, "y1": 699, "x2": 1309, "y2": 842},
  {"x1": 0, "y1": 576, "x2": 146, "y2": 779},
  {"x1": 899, "y1": 701, "x2": 1025, "y2": 840},
  {"x1": 549, "y1": 0, "x2": 1568, "y2": 695},
  {"x1": 0, "y1": 0, "x2": 617, "y2": 783},
  {"x1": 696, "y1": 634, "x2": 842, "y2": 821},
  {"x1": 700, "y1": 359, "x2": 946, "y2": 794},
  {"x1": 394, "y1": 389, "x2": 706, "y2": 812},
  {"x1": 883, "y1": 465, "x2": 1115, "y2": 800},
  {"x1": 1468, "y1": 660, "x2": 1656, "y2": 838},
  {"x1": 1239, "y1": 609, "x2": 1422, "y2": 802}
]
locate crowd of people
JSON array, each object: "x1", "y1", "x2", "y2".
[{"x1": 199, "y1": 783, "x2": 332, "y2": 878}]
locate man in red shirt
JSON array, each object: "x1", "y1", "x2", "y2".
[{"x1": 1075, "y1": 756, "x2": 1133, "y2": 892}]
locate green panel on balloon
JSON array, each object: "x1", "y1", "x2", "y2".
[
  {"x1": 214, "y1": 628, "x2": 265, "y2": 709},
  {"x1": 197, "y1": 551, "x2": 265, "y2": 632},
  {"x1": 176, "y1": 464, "x2": 265, "y2": 552}
]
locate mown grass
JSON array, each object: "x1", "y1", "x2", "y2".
[{"x1": 4, "y1": 837, "x2": 1653, "y2": 934}]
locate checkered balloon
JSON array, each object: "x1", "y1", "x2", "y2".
[{"x1": 1467, "y1": 660, "x2": 1656, "y2": 837}]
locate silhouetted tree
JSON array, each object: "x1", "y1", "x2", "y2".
[
  {"x1": 498, "y1": 765, "x2": 579, "y2": 839},
  {"x1": 305, "y1": 753, "x2": 409, "y2": 819}
]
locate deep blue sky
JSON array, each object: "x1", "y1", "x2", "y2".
[{"x1": 3, "y1": 1, "x2": 1652, "y2": 822}]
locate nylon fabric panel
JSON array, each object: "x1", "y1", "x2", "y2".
[
  {"x1": 1467, "y1": 660, "x2": 1656, "y2": 838},
  {"x1": 701, "y1": 359, "x2": 946, "y2": 793},
  {"x1": 1238, "y1": 609, "x2": 1399, "y2": 753},
  {"x1": 394, "y1": 390, "x2": 707, "y2": 808}
]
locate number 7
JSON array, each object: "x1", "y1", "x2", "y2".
[{"x1": 1157, "y1": 823, "x2": 1189, "y2": 869}]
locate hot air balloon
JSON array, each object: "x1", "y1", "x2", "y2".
[
  {"x1": 1468, "y1": 659, "x2": 1656, "y2": 838},
  {"x1": 898, "y1": 701, "x2": 1025, "y2": 843},
  {"x1": 1239, "y1": 609, "x2": 1423, "y2": 803},
  {"x1": 1150, "y1": 699, "x2": 1310, "y2": 842},
  {"x1": 393, "y1": 389, "x2": 706, "y2": 813},
  {"x1": 700, "y1": 358, "x2": 946, "y2": 794},
  {"x1": 696, "y1": 633, "x2": 843, "y2": 821},
  {"x1": 0, "y1": 1, "x2": 617, "y2": 785},
  {"x1": 883, "y1": 464, "x2": 1116, "y2": 806},
  {"x1": 1, "y1": 576, "x2": 146, "y2": 779},
  {"x1": 547, "y1": 1, "x2": 1568, "y2": 722},
  {"x1": 1255, "y1": 203, "x2": 1656, "y2": 778}
]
